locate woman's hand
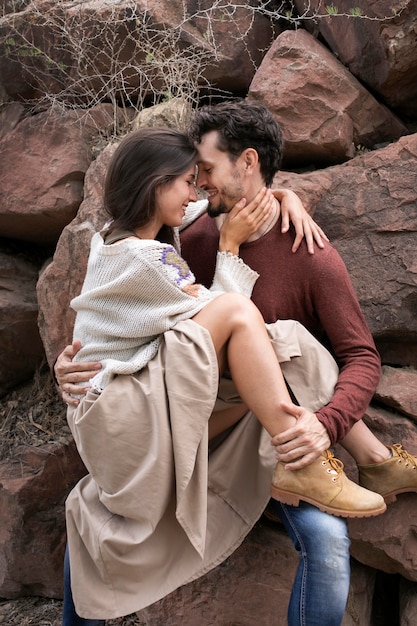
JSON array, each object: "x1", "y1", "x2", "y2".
[
  {"x1": 275, "y1": 189, "x2": 329, "y2": 254},
  {"x1": 218, "y1": 187, "x2": 275, "y2": 255},
  {"x1": 54, "y1": 340, "x2": 101, "y2": 406}
]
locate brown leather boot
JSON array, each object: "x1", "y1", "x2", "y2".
[
  {"x1": 271, "y1": 449, "x2": 387, "y2": 518},
  {"x1": 358, "y1": 443, "x2": 417, "y2": 504}
]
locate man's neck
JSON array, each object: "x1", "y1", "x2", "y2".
[{"x1": 214, "y1": 192, "x2": 280, "y2": 242}]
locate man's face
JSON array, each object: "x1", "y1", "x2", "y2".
[{"x1": 195, "y1": 130, "x2": 245, "y2": 217}]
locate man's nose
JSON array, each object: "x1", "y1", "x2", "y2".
[{"x1": 196, "y1": 170, "x2": 206, "y2": 188}]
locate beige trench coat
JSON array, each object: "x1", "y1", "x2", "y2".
[{"x1": 66, "y1": 319, "x2": 338, "y2": 619}]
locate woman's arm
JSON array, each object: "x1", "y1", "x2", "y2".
[
  {"x1": 217, "y1": 187, "x2": 328, "y2": 255},
  {"x1": 273, "y1": 189, "x2": 329, "y2": 254}
]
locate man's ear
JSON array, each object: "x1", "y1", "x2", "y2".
[{"x1": 241, "y1": 147, "x2": 258, "y2": 174}]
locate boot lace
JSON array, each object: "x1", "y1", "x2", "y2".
[
  {"x1": 392, "y1": 444, "x2": 417, "y2": 468},
  {"x1": 322, "y1": 449, "x2": 344, "y2": 479}
]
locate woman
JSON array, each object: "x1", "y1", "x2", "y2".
[{"x1": 63, "y1": 128, "x2": 387, "y2": 624}]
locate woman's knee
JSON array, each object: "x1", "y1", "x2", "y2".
[
  {"x1": 192, "y1": 293, "x2": 263, "y2": 350},
  {"x1": 216, "y1": 292, "x2": 260, "y2": 322}
]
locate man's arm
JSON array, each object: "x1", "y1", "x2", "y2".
[
  {"x1": 311, "y1": 250, "x2": 381, "y2": 444},
  {"x1": 273, "y1": 244, "x2": 381, "y2": 461}
]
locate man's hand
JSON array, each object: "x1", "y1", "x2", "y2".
[
  {"x1": 54, "y1": 340, "x2": 101, "y2": 406},
  {"x1": 275, "y1": 189, "x2": 329, "y2": 254},
  {"x1": 271, "y1": 401, "x2": 331, "y2": 470}
]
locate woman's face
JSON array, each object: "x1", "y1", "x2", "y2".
[{"x1": 155, "y1": 165, "x2": 198, "y2": 228}]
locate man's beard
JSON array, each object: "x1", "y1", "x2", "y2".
[
  {"x1": 207, "y1": 200, "x2": 229, "y2": 218},
  {"x1": 206, "y1": 188, "x2": 243, "y2": 218},
  {"x1": 206, "y1": 173, "x2": 244, "y2": 218}
]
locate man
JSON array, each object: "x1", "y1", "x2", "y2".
[
  {"x1": 55, "y1": 101, "x2": 398, "y2": 625},
  {"x1": 185, "y1": 101, "x2": 380, "y2": 451},
  {"x1": 184, "y1": 101, "x2": 378, "y2": 623}
]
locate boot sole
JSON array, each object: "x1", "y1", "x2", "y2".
[
  {"x1": 270, "y1": 485, "x2": 387, "y2": 518},
  {"x1": 382, "y1": 488, "x2": 417, "y2": 504}
]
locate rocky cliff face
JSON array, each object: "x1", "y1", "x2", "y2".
[{"x1": 0, "y1": 1, "x2": 416, "y2": 624}]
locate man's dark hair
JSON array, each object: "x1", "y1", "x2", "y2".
[{"x1": 189, "y1": 100, "x2": 284, "y2": 187}]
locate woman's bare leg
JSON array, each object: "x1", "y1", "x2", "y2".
[
  {"x1": 192, "y1": 293, "x2": 296, "y2": 437},
  {"x1": 192, "y1": 295, "x2": 389, "y2": 518},
  {"x1": 340, "y1": 420, "x2": 390, "y2": 465}
]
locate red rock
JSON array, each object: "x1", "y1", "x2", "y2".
[
  {"x1": 375, "y1": 366, "x2": 417, "y2": 422},
  {"x1": 0, "y1": 1, "x2": 276, "y2": 99},
  {"x1": 0, "y1": 439, "x2": 86, "y2": 598},
  {"x1": 0, "y1": 105, "x2": 118, "y2": 246},
  {"x1": 134, "y1": 520, "x2": 376, "y2": 626},
  {"x1": 0, "y1": 250, "x2": 44, "y2": 396},
  {"x1": 248, "y1": 29, "x2": 408, "y2": 168},
  {"x1": 293, "y1": 0, "x2": 417, "y2": 118},
  {"x1": 336, "y1": 404, "x2": 417, "y2": 582}
]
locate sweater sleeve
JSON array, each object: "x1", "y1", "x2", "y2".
[
  {"x1": 180, "y1": 199, "x2": 209, "y2": 230},
  {"x1": 211, "y1": 251, "x2": 259, "y2": 298},
  {"x1": 311, "y1": 246, "x2": 381, "y2": 445}
]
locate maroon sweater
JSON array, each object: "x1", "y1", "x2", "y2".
[{"x1": 180, "y1": 213, "x2": 381, "y2": 445}]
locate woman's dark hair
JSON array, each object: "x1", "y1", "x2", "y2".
[
  {"x1": 104, "y1": 127, "x2": 197, "y2": 243},
  {"x1": 188, "y1": 100, "x2": 283, "y2": 187}
]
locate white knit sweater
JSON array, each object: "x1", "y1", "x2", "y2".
[{"x1": 71, "y1": 200, "x2": 259, "y2": 391}]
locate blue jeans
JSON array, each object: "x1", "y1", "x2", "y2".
[
  {"x1": 62, "y1": 545, "x2": 105, "y2": 626},
  {"x1": 271, "y1": 499, "x2": 351, "y2": 626},
  {"x1": 62, "y1": 502, "x2": 350, "y2": 626}
]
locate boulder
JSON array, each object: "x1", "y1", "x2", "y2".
[
  {"x1": 135, "y1": 521, "x2": 297, "y2": 626},
  {"x1": 0, "y1": 104, "x2": 118, "y2": 246},
  {"x1": 132, "y1": 96, "x2": 193, "y2": 132},
  {"x1": 335, "y1": 403, "x2": 417, "y2": 582},
  {"x1": 293, "y1": 0, "x2": 417, "y2": 119},
  {"x1": 0, "y1": 247, "x2": 44, "y2": 396},
  {"x1": 248, "y1": 29, "x2": 408, "y2": 168},
  {"x1": 348, "y1": 491, "x2": 417, "y2": 582},
  {"x1": 0, "y1": 0, "x2": 276, "y2": 101},
  {"x1": 37, "y1": 141, "x2": 115, "y2": 366},
  {"x1": 375, "y1": 366, "x2": 417, "y2": 422},
  {"x1": 0, "y1": 439, "x2": 86, "y2": 598}
]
